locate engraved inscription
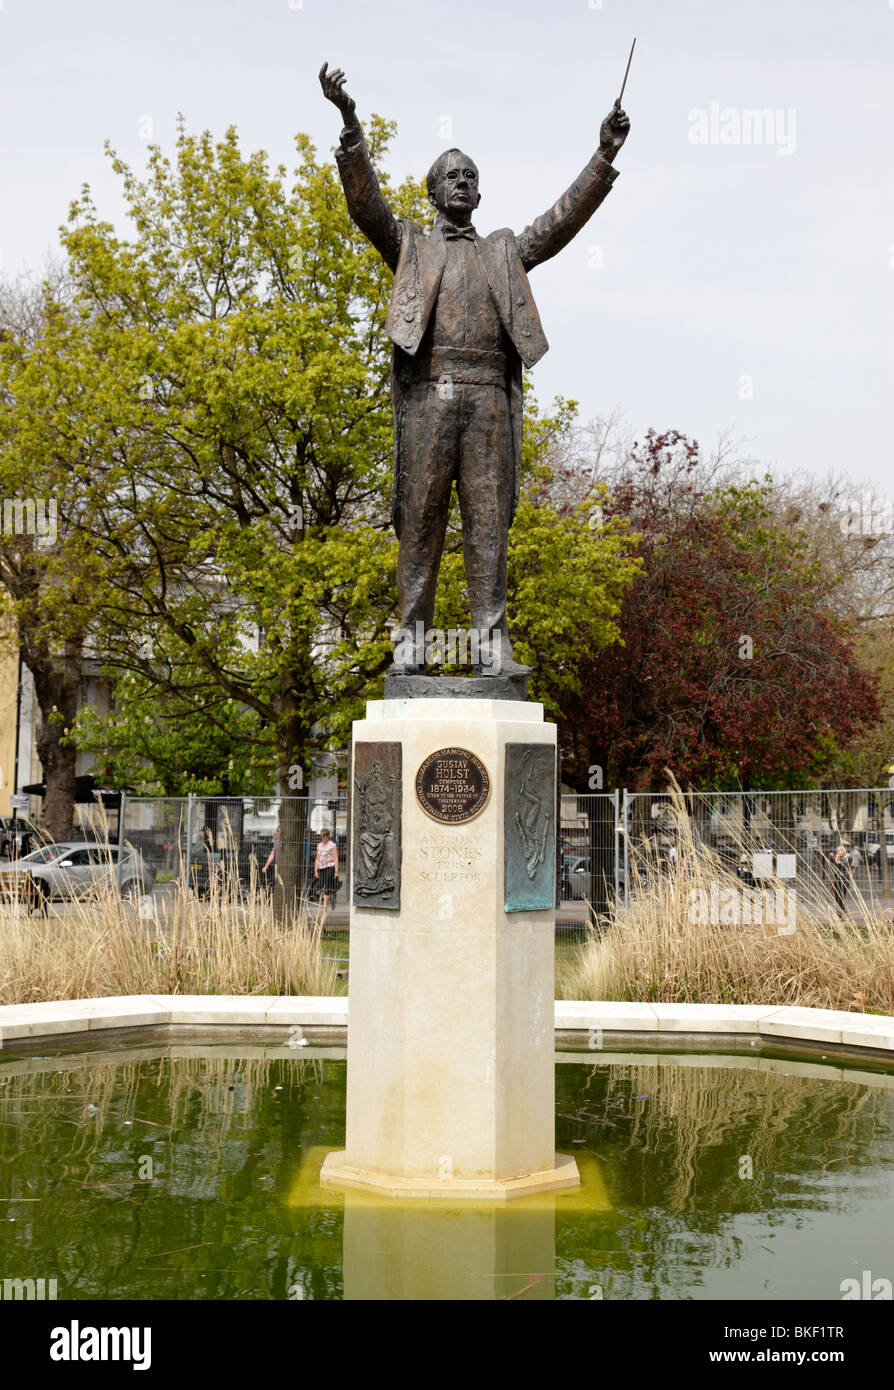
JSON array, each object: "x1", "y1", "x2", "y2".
[
  {"x1": 415, "y1": 747, "x2": 490, "y2": 825},
  {"x1": 417, "y1": 831, "x2": 483, "y2": 883}
]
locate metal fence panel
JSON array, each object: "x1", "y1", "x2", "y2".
[
  {"x1": 559, "y1": 792, "x2": 619, "y2": 916},
  {"x1": 621, "y1": 788, "x2": 894, "y2": 910},
  {"x1": 97, "y1": 784, "x2": 894, "y2": 918},
  {"x1": 117, "y1": 794, "x2": 349, "y2": 908}
]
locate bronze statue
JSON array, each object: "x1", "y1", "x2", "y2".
[{"x1": 320, "y1": 63, "x2": 630, "y2": 678}]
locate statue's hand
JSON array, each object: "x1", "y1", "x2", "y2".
[
  {"x1": 598, "y1": 103, "x2": 630, "y2": 163},
  {"x1": 319, "y1": 62, "x2": 357, "y2": 123}
]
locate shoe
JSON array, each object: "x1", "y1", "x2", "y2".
[{"x1": 476, "y1": 657, "x2": 532, "y2": 678}]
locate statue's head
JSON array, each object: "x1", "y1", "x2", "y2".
[{"x1": 426, "y1": 149, "x2": 480, "y2": 224}]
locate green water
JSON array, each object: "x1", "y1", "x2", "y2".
[{"x1": 1, "y1": 1040, "x2": 892, "y2": 1300}]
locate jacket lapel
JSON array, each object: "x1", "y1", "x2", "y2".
[
  {"x1": 478, "y1": 232, "x2": 548, "y2": 368},
  {"x1": 386, "y1": 223, "x2": 446, "y2": 356},
  {"x1": 416, "y1": 230, "x2": 447, "y2": 345},
  {"x1": 476, "y1": 235, "x2": 512, "y2": 335}
]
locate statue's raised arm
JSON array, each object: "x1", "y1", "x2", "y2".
[
  {"x1": 517, "y1": 104, "x2": 630, "y2": 272},
  {"x1": 319, "y1": 62, "x2": 401, "y2": 272}
]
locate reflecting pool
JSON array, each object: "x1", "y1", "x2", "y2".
[{"x1": 1, "y1": 1039, "x2": 892, "y2": 1300}]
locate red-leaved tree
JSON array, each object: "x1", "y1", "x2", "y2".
[{"x1": 560, "y1": 430, "x2": 880, "y2": 795}]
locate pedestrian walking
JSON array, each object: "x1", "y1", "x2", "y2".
[
  {"x1": 314, "y1": 828, "x2": 339, "y2": 911},
  {"x1": 262, "y1": 826, "x2": 281, "y2": 894},
  {"x1": 829, "y1": 842, "x2": 850, "y2": 916}
]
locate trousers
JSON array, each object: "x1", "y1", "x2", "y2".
[{"x1": 396, "y1": 378, "x2": 516, "y2": 660}]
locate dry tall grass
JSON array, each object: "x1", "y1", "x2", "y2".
[
  {"x1": 0, "y1": 864, "x2": 338, "y2": 1005},
  {"x1": 568, "y1": 785, "x2": 894, "y2": 1014}
]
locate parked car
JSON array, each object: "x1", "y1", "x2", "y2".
[
  {"x1": 866, "y1": 833, "x2": 894, "y2": 870},
  {"x1": 561, "y1": 855, "x2": 625, "y2": 901},
  {"x1": 561, "y1": 853, "x2": 647, "y2": 903},
  {"x1": 562, "y1": 854, "x2": 590, "y2": 901},
  {"x1": 0, "y1": 841, "x2": 155, "y2": 907},
  {"x1": 0, "y1": 817, "x2": 41, "y2": 858}
]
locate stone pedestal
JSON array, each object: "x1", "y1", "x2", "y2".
[{"x1": 320, "y1": 697, "x2": 578, "y2": 1200}]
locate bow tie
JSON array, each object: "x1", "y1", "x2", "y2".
[{"x1": 443, "y1": 224, "x2": 476, "y2": 241}]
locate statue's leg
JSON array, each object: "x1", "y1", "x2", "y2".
[
  {"x1": 456, "y1": 384, "x2": 520, "y2": 671},
  {"x1": 394, "y1": 382, "x2": 459, "y2": 666}
]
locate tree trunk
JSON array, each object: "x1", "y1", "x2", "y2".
[
  {"x1": 274, "y1": 783, "x2": 307, "y2": 918},
  {"x1": 28, "y1": 640, "x2": 82, "y2": 842},
  {"x1": 273, "y1": 713, "x2": 309, "y2": 919}
]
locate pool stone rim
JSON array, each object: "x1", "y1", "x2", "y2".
[{"x1": 1, "y1": 996, "x2": 894, "y2": 1060}]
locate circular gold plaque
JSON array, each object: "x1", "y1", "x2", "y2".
[{"x1": 415, "y1": 747, "x2": 490, "y2": 825}]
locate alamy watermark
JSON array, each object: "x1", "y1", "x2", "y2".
[
  {"x1": 1, "y1": 1276, "x2": 58, "y2": 1300},
  {"x1": 840, "y1": 1270, "x2": 892, "y2": 1300},
  {"x1": 2, "y1": 497, "x2": 57, "y2": 544},
  {"x1": 688, "y1": 102, "x2": 797, "y2": 157},
  {"x1": 838, "y1": 493, "x2": 894, "y2": 537},
  {"x1": 50, "y1": 1322, "x2": 152, "y2": 1369},
  {"x1": 392, "y1": 622, "x2": 502, "y2": 673},
  {"x1": 688, "y1": 883, "x2": 797, "y2": 934}
]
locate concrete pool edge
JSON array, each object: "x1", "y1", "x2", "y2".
[{"x1": 1, "y1": 996, "x2": 894, "y2": 1060}]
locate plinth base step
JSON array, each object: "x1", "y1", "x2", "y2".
[{"x1": 319, "y1": 1151, "x2": 580, "y2": 1202}]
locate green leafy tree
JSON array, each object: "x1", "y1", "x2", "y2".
[
  {"x1": 0, "y1": 272, "x2": 101, "y2": 838},
  {"x1": 72, "y1": 669, "x2": 273, "y2": 796},
  {"x1": 28, "y1": 118, "x2": 423, "y2": 895}
]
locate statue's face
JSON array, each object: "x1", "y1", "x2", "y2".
[{"x1": 431, "y1": 150, "x2": 480, "y2": 222}]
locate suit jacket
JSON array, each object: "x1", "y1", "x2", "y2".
[{"x1": 334, "y1": 126, "x2": 619, "y2": 532}]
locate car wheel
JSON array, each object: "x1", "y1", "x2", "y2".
[{"x1": 121, "y1": 880, "x2": 143, "y2": 901}]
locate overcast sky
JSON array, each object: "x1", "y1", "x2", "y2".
[{"x1": 2, "y1": 0, "x2": 892, "y2": 491}]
